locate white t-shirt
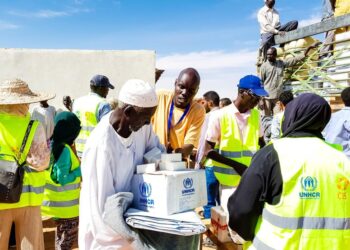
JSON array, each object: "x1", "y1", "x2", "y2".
[
  {"x1": 31, "y1": 105, "x2": 56, "y2": 141},
  {"x1": 195, "y1": 107, "x2": 220, "y2": 169}
]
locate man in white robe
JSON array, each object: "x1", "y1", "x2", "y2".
[{"x1": 78, "y1": 79, "x2": 165, "y2": 250}]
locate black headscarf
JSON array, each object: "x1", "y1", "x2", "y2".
[
  {"x1": 282, "y1": 93, "x2": 331, "y2": 139},
  {"x1": 51, "y1": 111, "x2": 81, "y2": 162}
]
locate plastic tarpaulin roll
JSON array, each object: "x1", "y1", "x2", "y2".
[{"x1": 125, "y1": 208, "x2": 207, "y2": 236}]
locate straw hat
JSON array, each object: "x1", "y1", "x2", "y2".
[{"x1": 0, "y1": 79, "x2": 55, "y2": 105}]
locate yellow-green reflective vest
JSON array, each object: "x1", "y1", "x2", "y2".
[
  {"x1": 205, "y1": 108, "x2": 260, "y2": 186},
  {"x1": 0, "y1": 113, "x2": 45, "y2": 210},
  {"x1": 73, "y1": 94, "x2": 105, "y2": 157},
  {"x1": 327, "y1": 142, "x2": 343, "y2": 151},
  {"x1": 42, "y1": 145, "x2": 81, "y2": 218},
  {"x1": 251, "y1": 137, "x2": 350, "y2": 250}
]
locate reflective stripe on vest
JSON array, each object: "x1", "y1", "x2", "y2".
[
  {"x1": 22, "y1": 185, "x2": 45, "y2": 194},
  {"x1": 251, "y1": 137, "x2": 350, "y2": 250},
  {"x1": 252, "y1": 236, "x2": 274, "y2": 250},
  {"x1": 262, "y1": 208, "x2": 350, "y2": 230},
  {"x1": 212, "y1": 166, "x2": 238, "y2": 175},
  {"x1": 0, "y1": 113, "x2": 43, "y2": 210},
  {"x1": 217, "y1": 149, "x2": 256, "y2": 158},
  {"x1": 73, "y1": 94, "x2": 105, "y2": 156},
  {"x1": 205, "y1": 107, "x2": 260, "y2": 187},
  {"x1": 75, "y1": 138, "x2": 86, "y2": 145},
  {"x1": 41, "y1": 144, "x2": 81, "y2": 218},
  {"x1": 42, "y1": 199, "x2": 79, "y2": 207},
  {"x1": 45, "y1": 183, "x2": 80, "y2": 192},
  {"x1": 81, "y1": 125, "x2": 95, "y2": 132}
]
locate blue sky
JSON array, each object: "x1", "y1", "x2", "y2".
[{"x1": 0, "y1": 0, "x2": 322, "y2": 98}]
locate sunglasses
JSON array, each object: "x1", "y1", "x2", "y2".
[{"x1": 246, "y1": 89, "x2": 261, "y2": 100}]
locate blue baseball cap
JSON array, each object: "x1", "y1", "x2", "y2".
[
  {"x1": 237, "y1": 75, "x2": 268, "y2": 97},
  {"x1": 90, "y1": 75, "x2": 115, "y2": 89}
]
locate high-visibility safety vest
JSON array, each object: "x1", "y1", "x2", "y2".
[
  {"x1": 251, "y1": 137, "x2": 350, "y2": 250},
  {"x1": 73, "y1": 94, "x2": 106, "y2": 157},
  {"x1": 205, "y1": 108, "x2": 260, "y2": 187},
  {"x1": 0, "y1": 113, "x2": 44, "y2": 210},
  {"x1": 41, "y1": 145, "x2": 81, "y2": 218}
]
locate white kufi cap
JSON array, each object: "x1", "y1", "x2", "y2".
[{"x1": 118, "y1": 79, "x2": 158, "y2": 108}]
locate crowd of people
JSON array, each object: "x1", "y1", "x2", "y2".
[
  {"x1": 0, "y1": 0, "x2": 349, "y2": 249},
  {"x1": 0, "y1": 68, "x2": 349, "y2": 249}
]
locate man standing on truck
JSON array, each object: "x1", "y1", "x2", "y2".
[{"x1": 258, "y1": 0, "x2": 298, "y2": 62}]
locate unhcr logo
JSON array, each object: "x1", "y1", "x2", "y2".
[
  {"x1": 299, "y1": 176, "x2": 321, "y2": 199},
  {"x1": 182, "y1": 178, "x2": 195, "y2": 195},
  {"x1": 139, "y1": 182, "x2": 152, "y2": 197},
  {"x1": 139, "y1": 182, "x2": 154, "y2": 207},
  {"x1": 183, "y1": 178, "x2": 193, "y2": 189},
  {"x1": 302, "y1": 176, "x2": 317, "y2": 191}
]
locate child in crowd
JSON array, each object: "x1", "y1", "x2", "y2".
[{"x1": 41, "y1": 111, "x2": 82, "y2": 250}]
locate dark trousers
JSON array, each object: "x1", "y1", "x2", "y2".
[
  {"x1": 203, "y1": 167, "x2": 220, "y2": 219},
  {"x1": 261, "y1": 20, "x2": 299, "y2": 61}
]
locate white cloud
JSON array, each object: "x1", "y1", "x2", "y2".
[
  {"x1": 69, "y1": 7, "x2": 92, "y2": 14},
  {"x1": 156, "y1": 50, "x2": 258, "y2": 99},
  {"x1": 299, "y1": 15, "x2": 321, "y2": 27},
  {"x1": 0, "y1": 21, "x2": 19, "y2": 30},
  {"x1": 157, "y1": 50, "x2": 257, "y2": 70},
  {"x1": 8, "y1": 7, "x2": 91, "y2": 18},
  {"x1": 35, "y1": 10, "x2": 69, "y2": 18}
]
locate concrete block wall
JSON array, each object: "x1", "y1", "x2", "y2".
[{"x1": 0, "y1": 48, "x2": 155, "y2": 109}]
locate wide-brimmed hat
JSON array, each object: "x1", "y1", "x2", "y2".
[{"x1": 0, "y1": 79, "x2": 55, "y2": 105}]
